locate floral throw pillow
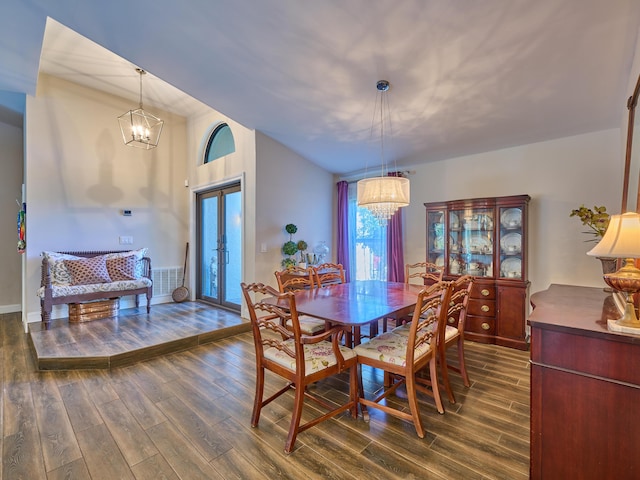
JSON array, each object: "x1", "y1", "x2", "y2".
[
  {"x1": 106, "y1": 255, "x2": 137, "y2": 281},
  {"x1": 42, "y1": 251, "x2": 81, "y2": 286},
  {"x1": 63, "y1": 256, "x2": 112, "y2": 285}
]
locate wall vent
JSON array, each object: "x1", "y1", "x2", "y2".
[{"x1": 152, "y1": 267, "x2": 183, "y2": 296}]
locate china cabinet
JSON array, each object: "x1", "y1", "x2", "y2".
[{"x1": 424, "y1": 194, "x2": 530, "y2": 350}]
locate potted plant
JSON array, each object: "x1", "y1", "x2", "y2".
[
  {"x1": 281, "y1": 223, "x2": 300, "y2": 269},
  {"x1": 569, "y1": 205, "x2": 610, "y2": 241},
  {"x1": 570, "y1": 205, "x2": 616, "y2": 274},
  {"x1": 296, "y1": 240, "x2": 308, "y2": 267},
  {"x1": 282, "y1": 240, "x2": 298, "y2": 269}
]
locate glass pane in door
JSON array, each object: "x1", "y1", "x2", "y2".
[
  {"x1": 498, "y1": 206, "x2": 523, "y2": 279},
  {"x1": 223, "y1": 190, "x2": 242, "y2": 305},
  {"x1": 201, "y1": 195, "x2": 219, "y2": 300},
  {"x1": 458, "y1": 207, "x2": 494, "y2": 278}
]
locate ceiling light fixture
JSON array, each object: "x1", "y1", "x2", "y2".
[
  {"x1": 357, "y1": 80, "x2": 410, "y2": 224},
  {"x1": 117, "y1": 68, "x2": 164, "y2": 149}
]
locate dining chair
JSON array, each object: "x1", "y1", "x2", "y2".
[
  {"x1": 354, "y1": 281, "x2": 452, "y2": 437},
  {"x1": 439, "y1": 274, "x2": 474, "y2": 403},
  {"x1": 240, "y1": 282, "x2": 358, "y2": 453},
  {"x1": 313, "y1": 262, "x2": 346, "y2": 287},
  {"x1": 405, "y1": 261, "x2": 444, "y2": 285},
  {"x1": 275, "y1": 265, "x2": 316, "y2": 292},
  {"x1": 383, "y1": 261, "x2": 445, "y2": 332},
  {"x1": 275, "y1": 266, "x2": 327, "y2": 335}
]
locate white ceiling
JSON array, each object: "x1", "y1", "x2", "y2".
[{"x1": 1, "y1": 1, "x2": 640, "y2": 175}]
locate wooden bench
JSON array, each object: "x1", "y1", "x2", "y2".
[{"x1": 39, "y1": 250, "x2": 152, "y2": 326}]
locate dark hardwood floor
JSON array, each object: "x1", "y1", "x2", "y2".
[{"x1": 3, "y1": 305, "x2": 530, "y2": 479}]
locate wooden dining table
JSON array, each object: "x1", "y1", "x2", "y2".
[{"x1": 267, "y1": 280, "x2": 425, "y2": 344}]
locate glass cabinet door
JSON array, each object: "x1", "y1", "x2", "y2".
[
  {"x1": 427, "y1": 210, "x2": 446, "y2": 269},
  {"x1": 452, "y1": 207, "x2": 494, "y2": 278},
  {"x1": 498, "y1": 206, "x2": 524, "y2": 279}
]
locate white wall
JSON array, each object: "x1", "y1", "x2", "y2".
[
  {"x1": 184, "y1": 121, "x2": 333, "y2": 315},
  {"x1": 402, "y1": 128, "x2": 622, "y2": 299},
  {"x1": 21, "y1": 73, "x2": 333, "y2": 325},
  {"x1": 0, "y1": 120, "x2": 23, "y2": 312},
  {"x1": 255, "y1": 132, "x2": 334, "y2": 289},
  {"x1": 24, "y1": 74, "x2": 189, "y2": 323},
  {"x1": 186, "y1": 110, "x2": 257, "y2": 317}
]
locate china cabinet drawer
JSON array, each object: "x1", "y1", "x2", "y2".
[
  {"x1": 468, "y1": 298, "x2": 495, "y2": 317},
  {"x1": 471, "y1": 283, "x2": 495, "y2": 300},
  {"x1": 466, "y1": 315, "x2": 495, "y2": 335}
]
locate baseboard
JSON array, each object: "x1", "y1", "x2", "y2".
[{"x1": 0, "y1": 304, "x2": 21, "y2": 314}]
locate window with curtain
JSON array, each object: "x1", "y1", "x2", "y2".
[{"x1": 347, "y1": 182, "x2": 388, "y2": 280}]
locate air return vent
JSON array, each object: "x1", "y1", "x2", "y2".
[{"x1": 151, "y1": 267, "x2": 183, "y2": 296}]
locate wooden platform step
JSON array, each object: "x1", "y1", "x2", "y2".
[{"x1": 28, "y1": 301, "x2": 249, "y2": 370}]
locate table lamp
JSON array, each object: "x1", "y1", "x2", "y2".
[{"x1": 587, "y1": 212, "x2": 640, "y2": 328}]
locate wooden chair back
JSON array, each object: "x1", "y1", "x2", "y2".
[
  {"x1": 405, "y1": 280, "x2": 452, "y2": 364},
  {"x1": 275, "y1": 266, "x2": 315, "y2": 293},
  {"x1": 438, "y1": 274, "x2": 474, "y2": 400},
  {"x1": 275, "y1": 266, "x2": 328, "y2": 335},
  {"x1": 386, "y1": 262, "x2": 445, "y2": 331},
  {"x1": 313, "y1": 263, "x2": 346, "y2": 287},
  {"x1": 447, "y1": 275, "x2": 473, "y2": 331},
  {"x1": 405, "y1": 262, "x2": 444, "y2": 285},
  {"x1": 241, "y1": 282, "x2": 303, "y2": 358}
]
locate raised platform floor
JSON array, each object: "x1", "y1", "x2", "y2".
[{"x1": 28, "y1": 301, "x2": 249, "y2": 370}]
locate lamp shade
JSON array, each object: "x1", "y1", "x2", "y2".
[
  {"x1": 587, "y1": 212, "x2": 640, "y2": 258},
  {"x1": 357, "y1": 176, "x2": 410, "y2": 222}
]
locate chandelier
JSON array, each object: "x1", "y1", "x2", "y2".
[
  {"x1": 357, "y1": 80, "x2": 410, "y2": 224},
  {"x1": 117, "y1": 68, "x2": 164, "y2": 149}
]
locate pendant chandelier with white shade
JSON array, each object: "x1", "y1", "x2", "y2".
[
  {"x1": 357, "y1": 80, "x2": 410, "y2": 224},
  {"x1": 117, "y1": 68, "x2": 164, "y2": 149}
]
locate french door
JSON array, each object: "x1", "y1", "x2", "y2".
[{"x1": 196, "y1": 182, "x2": 242, "y2": 310}]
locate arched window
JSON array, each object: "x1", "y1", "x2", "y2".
[{"x1": 204, "y1": 123, "x2": 235, "y2": 164}]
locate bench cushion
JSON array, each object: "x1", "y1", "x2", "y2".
[{"x1": 37, "y1": 278, "x2": 152, "y2": 299}]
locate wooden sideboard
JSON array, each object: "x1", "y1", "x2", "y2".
[{"x1": 528, "y1": 284, "x2": 640, "y2": 479}]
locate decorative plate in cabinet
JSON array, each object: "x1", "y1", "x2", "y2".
[
  {"x1": 501, "y1": 257, "x2": 522, "y2": 278},
  {"x1": 500, "y1": 208, "x2": 522, "y2": 229},
  {"x1": 464, "y1": 234, "x2": 492, "y2": 254},
  {"x1": 449, "y1": 212, "x2": 460, "y2": 229},
  {"x1": 500, "y1": 232, "x2": 521, "y2": 254}
]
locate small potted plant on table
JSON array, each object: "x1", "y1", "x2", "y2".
[{"x1": 297, "y1": 240, "x2": 308, "y2": 268}]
